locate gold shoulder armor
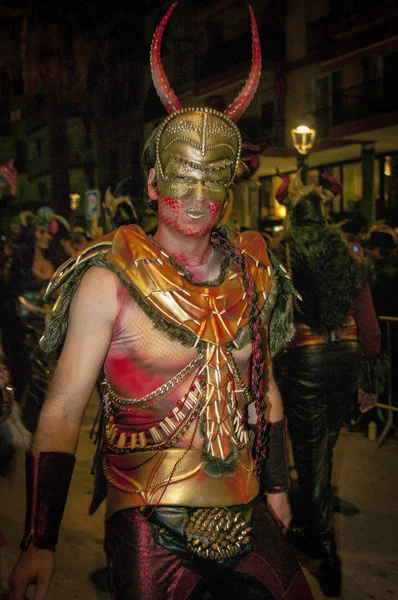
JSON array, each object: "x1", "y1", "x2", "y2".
[{"x1": 44, "y1": 235, "x2": 114, "y2": 301}]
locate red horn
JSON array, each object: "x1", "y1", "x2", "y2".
[
  {"x1": 224, "y1": 5, "x2": 262, "y2": 122},
  {"x1": 321, "y1": 171, "x2": 342, "y2": 196},
  {"x1": 150, "y1": 2, "x2": 183, "y2": 115},
  {"x1": 275, "y1": 169, "x2": 290, "y2": 204}
]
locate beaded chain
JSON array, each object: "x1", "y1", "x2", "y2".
[
  {"x1": 104, "y1": 349, "x2": 204, "y2": 410},
  {"x1": 103, "y1": 356, "x2": 250, "y2": 454}
]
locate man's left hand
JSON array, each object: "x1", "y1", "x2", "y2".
[{"x1": 266, "y1": 492, "x2": 292, "y2": 534}]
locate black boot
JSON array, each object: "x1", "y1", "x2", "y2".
[
  {"x1": 314, "y1": 532, "x2": 342, "y2": 597},
  {"x1": 286, "y1": 526, "x2": 319, "y2": 559}
]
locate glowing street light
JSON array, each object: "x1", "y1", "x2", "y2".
[
  {"x1": 291, "y1": 124, "x2": 317, "y2": 183},
  {"x1": 291, "y1": 125, "x2": 316, "y2": 155}
]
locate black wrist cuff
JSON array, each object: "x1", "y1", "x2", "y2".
[
  {"x1": 261, "y1": 417, "x2": 290, "y2": 494},
  {"x1": 21, "y1": 451, "x2": 75, "y2": 551}
]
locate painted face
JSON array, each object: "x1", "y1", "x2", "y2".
[
  {"x1": 157, "y1": 191, "x2": 224, "y2": 237},
  {"x1": 155, "y1": 108, "x2": 241, "y2": 236}
]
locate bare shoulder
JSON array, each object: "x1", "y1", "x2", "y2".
[{"x1": 69, "y1": 266, "x2": 118, "y2": 324}]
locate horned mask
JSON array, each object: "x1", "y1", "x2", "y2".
[{"x1": 150, "y1": 2, "x2": 262, "y2": 192}]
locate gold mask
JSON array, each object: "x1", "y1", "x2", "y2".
[{"x1": 155, "y1": 108, "x2": 242, "y2": 204}]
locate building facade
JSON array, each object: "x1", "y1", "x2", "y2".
[{"x1": 0, "y1": 0, "x2": 397, "y2": 231}]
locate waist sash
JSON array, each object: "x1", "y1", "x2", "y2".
[{"x1": 104, "y1": 446, "x2": 259, "y2": 518}]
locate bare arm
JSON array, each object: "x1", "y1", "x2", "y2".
[
  {"x1": 32, "y1": 266, "x2": 118, "y2": 455},
  {"x1": 8, "y1": 266, "x2": 118, "y2": 600}
]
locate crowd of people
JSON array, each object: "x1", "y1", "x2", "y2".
[{"x1": 0, "y1": 3, "x2": 396, "y2": 599}]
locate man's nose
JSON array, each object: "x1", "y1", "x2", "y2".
[{"x1": 191, "y1": 181, "x2": 206, "y2": 200}]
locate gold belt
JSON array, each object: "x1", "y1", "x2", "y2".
[
  {"x1": 287, "y1": 318, "x2": 358, "y2": 349},
  {"x1": 104, "y1": 446, "x2": 259, "y2": 518}
]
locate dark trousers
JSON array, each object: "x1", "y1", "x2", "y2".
[
  {"x1": 274, "y1": 341, "x2": 361, "y2": 535},
  {"x1": 105, "y1": 497, "x2": 313, "y2": 600}
]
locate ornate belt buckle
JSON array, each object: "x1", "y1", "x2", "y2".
[{"x1": 185, "y1": 507, "x2": 252, "y2": 560}]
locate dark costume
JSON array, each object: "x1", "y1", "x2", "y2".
[
  {"x1": 1, "y1": 208, "x2": 63, "y2": 430},
  {"x1": 272, "y1": 172, "x2": 386, "y2": 597}
]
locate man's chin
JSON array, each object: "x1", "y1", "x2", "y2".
[{"x1": 175, "y1": 222, "x2": 214, "y2": 238}]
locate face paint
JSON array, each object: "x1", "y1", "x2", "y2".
[
  {"x1": 154, "y1": 110, "x2": 239, "y2": 238},
  {"x1": 157, "y1": 193, "x2": 223, "y2": 237}
]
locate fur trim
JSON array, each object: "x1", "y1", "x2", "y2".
[
  {"x1": 277, "y1": 226, "x2": 365, "y2": 333},
  {"x1": 40, "y1": 254, "x2": 112, "y2": 355},
  {"x1": 201, "y1": 443, "x2": 238, "y2": 478},
  {"x1": 40, "y1": 254, "x2": 199, "y2": 355},
  {"x1": 268, "y1": 252, "x2": 297, "y2": 357},
  {"x1": 358, "y1": 352, "x2": 388, "y2": 394},
  {"x1": 268, "y1": 279, "x2": 295, "y2": 357},
  {"x1": 110, "y1": 266, "x2": 199, "y2": 348}
]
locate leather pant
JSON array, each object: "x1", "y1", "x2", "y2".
[
  {"x1": 105, "y1": 497, "x2": 313, "y2": 599},
  {"x1": 274, "y1": 341, "x2": 361, "y2": 536}
]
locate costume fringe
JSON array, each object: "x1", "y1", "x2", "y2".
[
  {"x1": 40, "y1": 254, "x2": 111, "y2": 355},
  {"x1": 358, "y1": 352, "x2": 388, "y2": 394},
  {"x1": 40, "y1": 254, "x2": 199, "y2": 356},
  {"x1": 201, "y1": 444, "x2": 238, "y2": 478},
  {"x1": 268, "y1": 278, "x2": 295, "y2": 357},
  {"x1": 268, "y1": 252, "x2": 297, "y2": 357}
]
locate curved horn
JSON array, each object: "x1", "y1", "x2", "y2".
[
  {"x1": 275, "y1": 169, "x2": 290, "y2": 204},
  {"x1": 224, "y1": 5, "x2": 262, "y2": 122},
  {"x1": 321, "y1": 171, "x2": 342, "y2": 196},
  {"x1": 150, "y1": 2, "x2": 182, "y2": 115}
]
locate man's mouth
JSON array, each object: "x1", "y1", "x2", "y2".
[{"x1": 186, "y1": 208, "x2": 205, "y2": 220}]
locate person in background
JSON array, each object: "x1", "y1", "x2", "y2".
[
  {"x1": 260, "y1": 217, "x2": 285, "y2": 250},
  {"x1": 363, "y1": 228, "x2": 398, "y2": 433},
  {"x1": 336, "y1": 212, "x2": 368, "y2": 260},
  {"x1": 363, "y1": 230, "x2": 398, "y2": 318},
  {"x1": 8, "y1": 5, "x2": 314, "y2": 600},
  {"x1": 70, "y1": 227, "x2": 90, "y2": 254},
  {"x1": 0, "y1": 332, "x2": 31, "y2": 595},
  {"x1": 2, "y1": 208, "x2": 67, "y2": 431},
  {"x1": 272, "y1": 170, "x2": 386, "y2": 598}
]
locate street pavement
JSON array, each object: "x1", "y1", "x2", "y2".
[{"x1": 1, "y1": 390, "x2": 397, "y2": 599}]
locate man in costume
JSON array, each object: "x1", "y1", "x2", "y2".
[
  {"x1": 273, "y1": 171, "x2": 386, "y2": 597},
  {"x1": 9, "y1": 4, "x2": 313, "y2": 599}
]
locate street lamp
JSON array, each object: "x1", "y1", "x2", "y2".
[{"x1": 291, "y1": 124, "x2": 316, "y2": 184}]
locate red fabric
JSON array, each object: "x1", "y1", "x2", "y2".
[
  {"x1": 105, "y1": 498, "x2": 314, "y2": 599},
  {"x1": 352, "y1": 283, "x2": 381, "y2": 356}
]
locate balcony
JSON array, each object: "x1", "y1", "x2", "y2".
[{"x1": 314, "y1": 78, "x2": 398, "y2": 137}]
